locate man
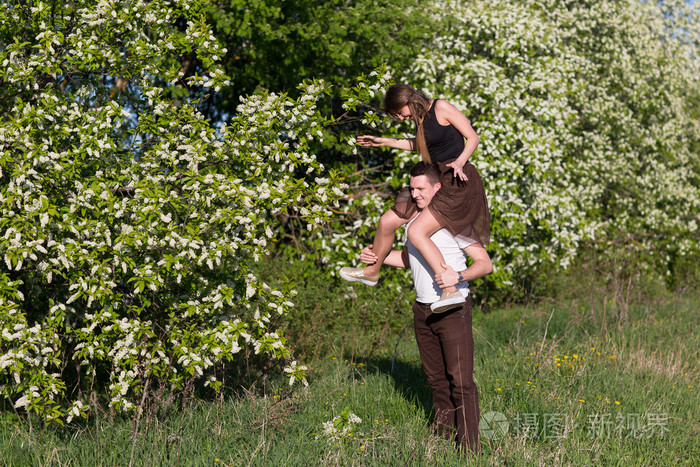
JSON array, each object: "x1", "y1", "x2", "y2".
[{"x1": 358, "y1": 162, "x2": 492, "y2": 453}]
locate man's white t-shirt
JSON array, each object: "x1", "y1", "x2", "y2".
[{"x1": 404, "y1": 218, "x2": 475, "y2": 304}]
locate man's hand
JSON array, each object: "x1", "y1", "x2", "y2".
[
  {"x1": 360, "y1": 245, "x2": 378, "y2": 264},
  {"x1": 436, "y1": 262, "x2": 460, "y2": 288}
]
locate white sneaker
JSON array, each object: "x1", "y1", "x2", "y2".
[
  {"x1": 430, "y1": 291, "x2": 466, "y2": 313},
  {"x1": 339, "y1": 267, "x2": 379, "y2": 286}
]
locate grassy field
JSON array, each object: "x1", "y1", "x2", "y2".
[{"x1": 1, "y1": 277, "x2": 698, "y2": 465}]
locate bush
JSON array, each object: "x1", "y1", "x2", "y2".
[{"x1": 0, "y1": 0, "x2": 354, "y2": 423}]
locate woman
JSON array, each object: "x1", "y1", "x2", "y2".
[{"x1": 339, "y1": 84, "x2": 490, "y2": 313}]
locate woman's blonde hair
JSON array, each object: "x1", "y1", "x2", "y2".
[{"x1": 383, "y1": 84, "x2": 432, "y2": 163}]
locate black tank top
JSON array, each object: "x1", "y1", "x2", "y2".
[{"x1": 423, "y1": 100, "x2": 465, "y2": 162}]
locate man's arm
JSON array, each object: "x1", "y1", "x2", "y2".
[
  {"x1": 435, "y1": 243, "x2": 492, "y2": 288},
  {"x1": 360, "y1": 245, "x2": 408, "y2": 268}
]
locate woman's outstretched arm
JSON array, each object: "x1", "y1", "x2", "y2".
[{"x1": 357, "y1": 135, "x2": 416, "y2": 151}]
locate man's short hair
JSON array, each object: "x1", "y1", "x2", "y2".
[{"x1": 409, "y1": 162, "x2": 441, "y2": 185}]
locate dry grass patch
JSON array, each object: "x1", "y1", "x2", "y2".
[{"x1": 623, "y1": 347, "x2": 695, "y2": 382}]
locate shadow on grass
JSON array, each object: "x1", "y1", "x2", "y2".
[{"x1": 357, "y1": 353, "x2": 435, "y2": 423}]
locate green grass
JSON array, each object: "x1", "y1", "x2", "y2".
[{"x1": 2, "y1": 291, "x2": 698, "y2": 466}]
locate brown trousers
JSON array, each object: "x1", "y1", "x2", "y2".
[{"x1": 413, "y1": 299, "x2": 480, "y2": 452}]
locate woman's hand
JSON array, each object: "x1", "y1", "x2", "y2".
[
  {"x1": 446, "y1": 159, "x2": 469, "y2": 181},
  {"x1": 360, "y1": 245, "x2": 378, "y2": 264},
  {"x1": 357, "y1": 135, "x2": 385, "y2": 147}
]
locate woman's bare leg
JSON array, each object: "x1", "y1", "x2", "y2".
[
  {"x1": 363, "y1": 209, "x2": 407, "y2": 276},
  {"x1": 406, "y1": 208, "x2": 457, "y2": 293}
]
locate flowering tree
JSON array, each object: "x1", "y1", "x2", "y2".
[
  {"x1": 322, "y1": 0, "x2": 700, "y2": 299},
  {"x1": 0, "y1": 0, "x2": 352, "y2": 422}
]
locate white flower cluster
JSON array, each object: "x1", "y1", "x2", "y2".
[
  {"x1": 319, "y1": 410, "x2": 363, "y2": 441},
  {"x1": 283, "y1": 360, "x2": 309, "y2": 387}
]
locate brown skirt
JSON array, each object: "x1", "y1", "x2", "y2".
[{"x1": 391, "y1": 160, "x2": 490, "y2": 246}]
